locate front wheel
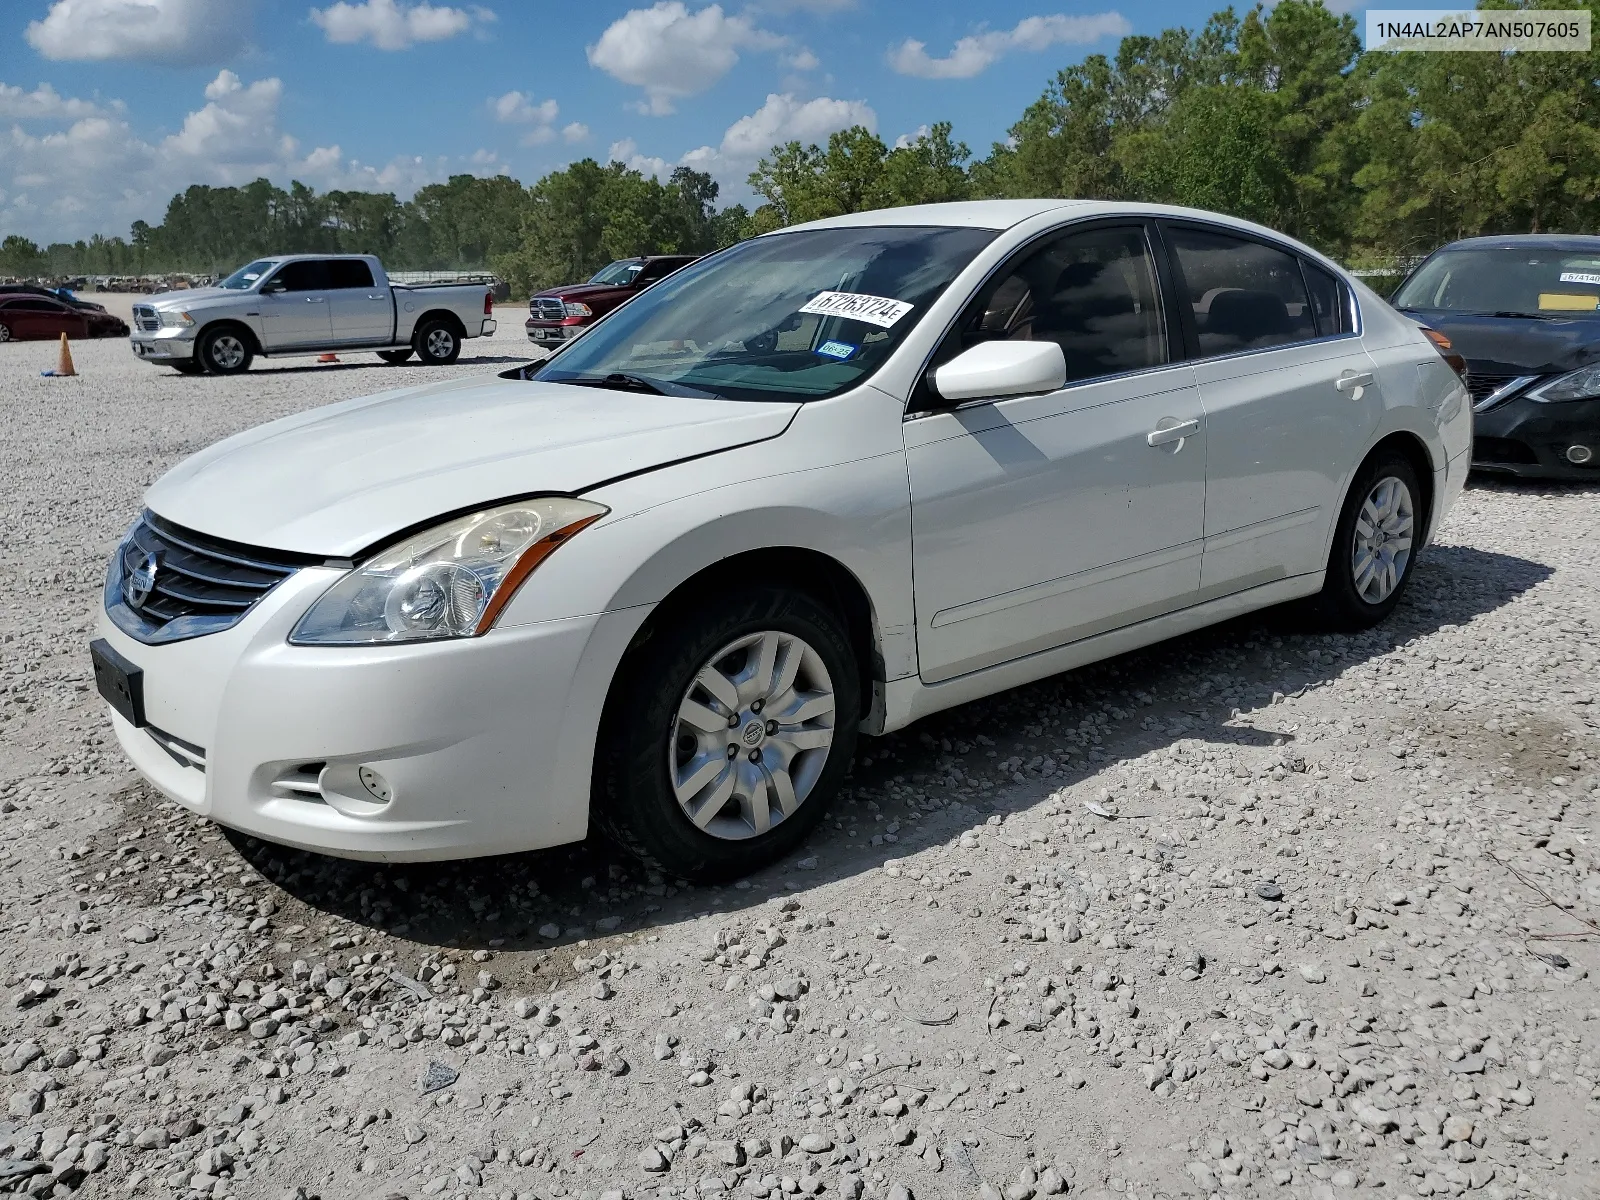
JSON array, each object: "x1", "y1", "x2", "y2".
[
  {"x1": 594, "y1": 587, "x2": 859, "y2": 882},
  {"x1": 413, "y1": 320, "x2": 461, "y2": 365},
  {"x1": 1309, "y1": 450, "x2": 1423, "y2": 629},
  {"x1": 378, "y1": 348, "x2": 413, "y2": 365},
  {"x1": 198, "y1": 325, "x2": 253, "y2": 374}
]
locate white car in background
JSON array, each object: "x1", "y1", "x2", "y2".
[{"x1": 91, "y1": 200, "x2": 1472, "y2": 880}]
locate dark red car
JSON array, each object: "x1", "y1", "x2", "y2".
[
  {"x1": 525, "y1": 255, "x2": 699, "y2": 350},
  {"x1": 0, "y1": 294, "x2": 129, "y2": 342}
]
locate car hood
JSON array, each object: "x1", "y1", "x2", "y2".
[
  {"x1": 144, "y1": 374, "x2": 799, "y2": 557},
  {"x1": 1406, "y1": 309, "x2": 1600, "y2": 375},
  {"x1": 532, "y1": 283, "x2": 628, "y2": 303},
  {"x1": 145, "y1": 286, "x2": 237, "y2": 309}
]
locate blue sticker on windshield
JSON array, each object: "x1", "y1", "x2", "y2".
[{"x1": 816, "y1": 340, "x2": 856, "y2": 361}]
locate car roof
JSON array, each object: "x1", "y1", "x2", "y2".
[
  {"x1": 1434, "y1": 233, "x2": 1600, "y2": 253},
  {"x1": 781, "y1": 200, "x2": 1335, "y2": 247}
]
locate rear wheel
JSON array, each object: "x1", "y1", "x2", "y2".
[
  {"x1": 0, "y1": 323, "x2": 10, "y2": 342},
  {"x1": 198, "y1": 325, "x2": 253, "y2": 374},
  {"x1": 413, "y1": 320, "x2": 461, "y2": 365},
  {"x1": 594, "y1": 587, "x2": 859, "y2": 881},
  {"x1": 1309, "y1": 449, "x2": 1422, "y2": 629},
  {"x1": 378, "y1": 348, "x2": 414, "y2": 365}
]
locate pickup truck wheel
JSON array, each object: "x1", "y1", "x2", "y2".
[
  {"x1": 198, "y1": 325, "x2": 253, "y2": 375},
  {"x1": 414, "y1": 320, "x2": 461, "y2": 365},
  {"x1": 593, "y1": 587, "x2": 859, "y2": 882},
  {"x1": 378, "y1": 348, "x2": 414, "y2": 365}
]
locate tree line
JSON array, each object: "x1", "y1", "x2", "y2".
[{"x1": 4, "y1": 1, "x2": 1596, "y2": 291}]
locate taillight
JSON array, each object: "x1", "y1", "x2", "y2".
[
  {"x1": 484, "y1": 291, "x2": 494, "y2": 316},
  {"x1": 1420, "y1": 326, "x2": 1468, "y2": 380}
]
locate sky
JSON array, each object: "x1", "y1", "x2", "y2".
[{"x1": 1, "y1": 0, "x2": 1355, "y2": 245}]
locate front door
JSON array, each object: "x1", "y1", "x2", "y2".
[
  {"x1": 326, "y1": 258, "x2": 392, "y2": 344},
  {"x1": 1160, "y1": 223, "x2": 1383, "y2": 591},
  {"x1": 258, "y1": 260, "x2": 334, "y2": 350},
  {"x1": 907, "y1": 222, "x2": 1207, "y2": 683}
]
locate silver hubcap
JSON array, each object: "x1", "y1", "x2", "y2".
[
  {"x1": 425, "y1": 328, "x2": 453, "y2": 358},
  {"x1": 210, "y1": 335, "x2": 244, "y2": 368},
  {"x1": 1352, "y1": 474, "x2": 1414, "y2": 604},
  {"x1": 0, "y1": 324, "x2": 10, "y2": 342},
  {"x1": 670, "y1": 630, "x2": 836, "y2": 841}
]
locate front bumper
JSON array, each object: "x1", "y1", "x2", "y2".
[
  {"x1": 1472, "y1": 394, "x2": 1600, "y2": 479},
  {"x1": 95, "y1": 568, "x2": 649, "y2": 861},
  {"x1": 129, "y1": 332, "x2": 197, "y2": 361},
  {"x1": 525, "y1": 319, "x2": 588, "y2": 346}
]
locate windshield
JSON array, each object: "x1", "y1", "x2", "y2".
[
  {"x1": 218, "y1": 260, "x2": 276, "y2": 290},
  {"x1": 588, "y1": 260, "x2": 645, "y2": 286},
  {"x1": 1395, "y1": 246, "x2": 1600, "y2": 316},
  {"x1": 535, "y1": 225, "x2": 998, "y2": 402}
]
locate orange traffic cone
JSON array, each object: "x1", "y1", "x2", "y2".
[
  {"x1": 317, "y1": 353, "x2": 340, "y2": 363},
  {"x1": 55, "y1": 333, "x2": 77, "y2": 376}
]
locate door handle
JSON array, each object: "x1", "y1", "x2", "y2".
[
  {"x1": 305, "y1": 296, "x2": 326, "y2": 303},
  {"x1": 1335, "y1": 370, "x2": 1374, "y2": 393},
  {"x1": 1146, "y1": 418, "x2": 1200, "y2": 447}
]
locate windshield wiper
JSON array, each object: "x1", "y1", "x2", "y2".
[
  {"x1": 1490, "y1": 311, "x2": 1564, "y2": 321},
  {"x1": 557, "y1": 372, "x2": 667, "y2": 395}
]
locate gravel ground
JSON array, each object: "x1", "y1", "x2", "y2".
[{"x1": 1, "y1": 335, "x2": 1597, "y2": 1200}]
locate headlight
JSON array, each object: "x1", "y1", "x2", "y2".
[
  {"x1": 159, "y1": 310, "x2": 194, "y2": 328},
  {"x1": 1526, "y1": 364, "x2": 1600, "y2": 403},
  {"x1": 290, "y1": 498, "x2": 607, "y2": 645},
  {"x1": 564, "y1": 302, "x2": 592, "y2": 318}
]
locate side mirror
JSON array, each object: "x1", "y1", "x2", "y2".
[
  {"x1": 932, "y1": 340, "x2": 1066, "y2": 404},
  {"x1": 261, "y1": 280, "x2": 286, "y2": 295}
]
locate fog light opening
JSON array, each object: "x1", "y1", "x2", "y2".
[
  {"x1": 358, "y1": 766, "x2": 393, "y2": 803},
  {"x1": 1566, "y1": 444, "x2": 1594, "y2": 465}
]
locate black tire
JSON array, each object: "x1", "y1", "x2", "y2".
[
  {"x1": 378, "y1": 348, "x2": 414, "y2": 365},
  {"x1": 1309, "y1": 449, "x2": 1424, "y2": 629},
  {"x1": 413, "y1": 319, "x2": 461, "y2": 365},
  {"x1": 593, "y1": 586, "x2": 860, "y2": 882},
  {"x1": 197, "y1": 324, "x2": 254, "y2": 374},
  {"x1": 169, "y1": 360, "x2": 204, "y2": 375}
]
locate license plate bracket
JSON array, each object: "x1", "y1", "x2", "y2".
[{"x1": 90, "y1": 638, "x2": 146, "y2": 728}]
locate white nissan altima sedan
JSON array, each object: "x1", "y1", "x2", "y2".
[{"x1": 91, "y1": 200, "x2": 1472, "y2": 879}]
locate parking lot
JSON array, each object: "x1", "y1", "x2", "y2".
[{"x1": 1, "y1": 334, "x2": 1597, "y2": 1200}]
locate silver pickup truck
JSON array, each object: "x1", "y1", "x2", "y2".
[{"x1": 128, "y1": 254, "x2": 497, "y2": 374}]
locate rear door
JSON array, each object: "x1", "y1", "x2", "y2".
[
  {"x1": 1159, "y1": 222, "x2": 1380, "y2": 592},
  {"x1": 906, "y1": 221, "x2": 1206, "y2": 682},
  {"x1": 326, "y1": 258, "x2": 392, "y2": 344},
  {"x1": 259, "y1": 260, "x2": 334, "y2": 349}
]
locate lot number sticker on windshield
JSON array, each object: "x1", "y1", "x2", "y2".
[
  {"x1": 1559, "y1": 271, "x2": 1600, "y2": 286},
  {"x1": 799, "y1": 291, "x2": 915, "y2": 328}
]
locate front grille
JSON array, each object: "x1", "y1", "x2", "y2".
[
  {"x1": 1472, "y1": 436, "x2": 1538, "y2": 465},
  {"x1": 108, "y1": 512, "x2": 310, "y2": 644},
  {"x1": 132, "y1": 305, "x2": 160, "y2": 333},
  {"x1": 1466, "y1": 373, "x2": 1538, "y2": 412},
  {"x1": 530, "y1": 297, "x2": 565, "y2": 321}
]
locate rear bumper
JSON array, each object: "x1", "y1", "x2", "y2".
[
  {"x1": 1473, "y1": 395, "x2": 1600, "y2": 479},
  {"x1": 480, "y1": 318, "x2": 496, "y2": 336}
]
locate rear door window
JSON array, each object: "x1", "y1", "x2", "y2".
[
  {"x1": 1166, "y1": 226, "x2": 1317, "y2": 356},
  {"x1": 327, "y1": 259, "x2": 375, "y2": 289}
]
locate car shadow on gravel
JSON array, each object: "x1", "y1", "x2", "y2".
[
  {"x1": 119, "y1": 540, "x2": 1550, "y2": 983},
  {"x1": 202, "y1": 354, "x2": 538, "y2": 376}
]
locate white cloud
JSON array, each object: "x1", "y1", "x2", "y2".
[
  {"x1": 24, "y1": 0, "x2": 252, "y2": 65},
  {"x1": 780, "y1": 48, "x2": 819, "y2": 71},
  {"x1": 718, "y1": 92, "x2": 874, "y2": 160},
  {"x1": 310, "y1": 0, "x2": 491, "y2": 50},
  {"x1": 561, "y1": 122, "x2": 590, "y2": 144},
  {"x1": 608, "y1": 137, "x2": 672, "y2": 179},
  {"x1": 888, "y1": 13, "x2": 1131, "y2": 80},
  {"x1": 587, "y1": 2, "x2": 783, "y2": 116},
  {"x1": 489, "y1": 90, "x2": 562, "y2": 144},
  {"x1": 0, "y1": 83, "x2": 109, "y2": 121},
  {"x1": 1, "y1": 69, "x2": 487, "y2": 244},
  {"x1": 893, "y1": 124, "x2": 930, "y2": 151}
]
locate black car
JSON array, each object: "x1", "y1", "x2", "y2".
[{"x1": 1392, "y1": 234, "x2": 1600, "y2": 480}]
